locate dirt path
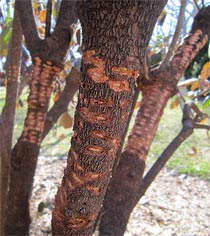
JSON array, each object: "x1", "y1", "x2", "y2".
[{"x1": 30, "y1": 156, "x2": 210, "y2": 236}]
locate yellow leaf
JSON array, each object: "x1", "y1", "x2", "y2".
[
  {"x1": 170, "y1": 97, "x2": 180, "y2": 109},
  {"x1": 2, "y1": 48, "x2": 8, "y2": 57},
  {"x1": 16, "y1": 103, "x2": 20, "y2": 110},
  {"x1": 37, "y1": 26, "x2": 45, "y2": 36},
  {"x1": 64, "y1": 63, "x2": 72, "y2": 72},
  {"x1": 53, "y1": 93, "x2": 60, "y2": 102},
  {"x1": 59, "y1": 112, "x2": 73, "y2": 129},
  {"x1": 200, "y1": 116, "x2": 209, "y2": 124},
  {"x1": 191, "y1": 81, "x2": 200, "y2": 91},
  {"x1": 59, "y1": 71, "x2": 66, "y2": 80},
  {"x1": 39, "y1": 9, "x2": 47, "y2": 22},
  {"x1": 32, "y1": 2, "x2": 41, "y2": 10},
  {"x1": 200, "y1": 61, "x2": 210, "y2": 80},
  {"x1": 134, "y1": 101, "x2": 141, "y2": 109}
]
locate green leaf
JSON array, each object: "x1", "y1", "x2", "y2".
[
  {"x1": 203, "y1": 95, "x2": 210, "y2": 108},
  {"x1": 0, "y1": 25, "x2": 12, "y2": 57}
]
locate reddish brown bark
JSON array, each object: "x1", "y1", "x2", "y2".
[
  {"x1": 139, "y1": 102, "x2": 210, "y2": 199},
  {"x1": 3, "y1": 1, "x2": 77, "y2": 235},
  {"x1": 52, "y1": 1, "x2": 166, "y2": 235},
  {"x1": 0, "y1": 7, "x2": 22, "y2": 236},
  {"x1": 4, "y1": 58, "x2": 60, "y2": 235},
  {"x1": 99, "y1": 6, "x2": 210, "y2": 236},
  {"x1": 43, "y1": 67, "x2": 80, "y2": 140}
]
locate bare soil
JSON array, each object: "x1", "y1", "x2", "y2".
[{"x1": 30, "y1": 155, "x2": 210, "y2": 236}]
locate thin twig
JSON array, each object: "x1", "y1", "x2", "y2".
[
  {"x1": 193, "y1": 123, "x2": 210, "y2": 130},
  {"x1": 164, "y1": 0, "x2": 187, "y2": 64},
  {"x1": 193, "y1": 0, "x2": 200, "y2": 11},
  {"x1": 138, "y1": 102, "x2": 209, "y2": 198}
]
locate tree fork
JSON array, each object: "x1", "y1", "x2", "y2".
[{"x1": 99, "y1": 6, "x2": 210, "y2": 236}]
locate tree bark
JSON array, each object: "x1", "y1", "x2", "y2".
[
  {"x1": 4, "y1": 1, "x2": 78, "y2": 235},
  {"x1": 4, "y1": 58, "x2": 60, "y2": 235},
  {"x1": 99, "y1": 6, "x2": 210, "y2": 236},
  {"x1": 52, "y1": 1, "x2": 167, "y2": 235},
  {"x1": 42, "y1": 67, "x2": 80, "y2": 140},
  {"x1": 0, "y1": 7, "x2": 22, "y2": 236}
]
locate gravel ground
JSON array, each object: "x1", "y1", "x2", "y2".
[{"x1": 30, "y1": 156, "x2": 210, "y2": 236}]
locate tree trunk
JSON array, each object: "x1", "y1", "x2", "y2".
[
  {"x1": 52, "y1": 1, "x2": 166, "y2": 235},
  {"x1": 4, "y1": 58, "x2": 60, "y2": 235},
  {"x1": 0, "y1": 8, "x2": 22, "y2": 236},
  {"x1": 99, "y1": 6, "x2": 210, "y2": 236}
]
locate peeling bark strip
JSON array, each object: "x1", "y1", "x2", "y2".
[
  {"x1": 171, "y1": 29, "x2": 208, "y2": 80},
  {"x1": 99, "y1": 6, "x2": 210, "y2": 236},
  {"x1": 4, "y1": 59, "x2": 60, "y2": 236},
  {"x1": 52, "y1": 53, "x2": 137, "y2": 235},
  {"x1": 126, "y1": 76, "x2": 177, "y2": 160},
  {"x1": 51, "y1": 1, "x2": 159, "y2": 235},
  {"x1": 21, "y1": 57, "x2": 60, "y2": 145}
]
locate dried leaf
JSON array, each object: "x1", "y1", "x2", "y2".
[
  {"x1": 191, "y1": 81, "x2": 200, "y2": 91},
  {"x1": 187, "y1": 146, "x2": 197, "y2": 157},
  {"x1": 170, "y1": 97, "x2": 180, "y2": 109},
  {"x1": 39, "y1": 9, "x2": 47, "y2": 22},
  {"x1": 134, "y1": 101, "x2": 141, "y2": 109},
  {"x1": 200, "y1": 115, "x2": 209, "y2": 125},
  {"x1": 53, "y1": 93, "x2": 60, "y2": 102},
  {"x1": 200, "y1": 61, "x2": 210, "y2": 80},
  {"x1": 37, "y1": 26, "x2": 45, "y2": 36},
  {"x1": 59, "y1": 112, "x2": 73, "y2": 129}
]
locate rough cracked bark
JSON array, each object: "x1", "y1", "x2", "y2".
[
  {"x1": 4, "y1": 0, "x2": 77, "y2": 235},
  {"x1": 98, "y1": 6, "x2": 210, "y2": 236},
  {"x1": 0, "y1": 7, "x2": 22, "y2": 236},
  {"x1": 52, "y1": 1, "x2": 167, "y2": 235}
]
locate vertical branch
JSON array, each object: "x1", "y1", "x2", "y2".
[
  {"x1": 15, "y1": 0, "x2": 39, "y2": 56},
  {"x1": 45, "y1": 0, "x2": 52, "y2": 38},
  {"x1": 0, "y1": 7, "x2": 22, "y2": 235},
  {"x1": 5, "y1": 59, "x2": 61, "y2": 236}
]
